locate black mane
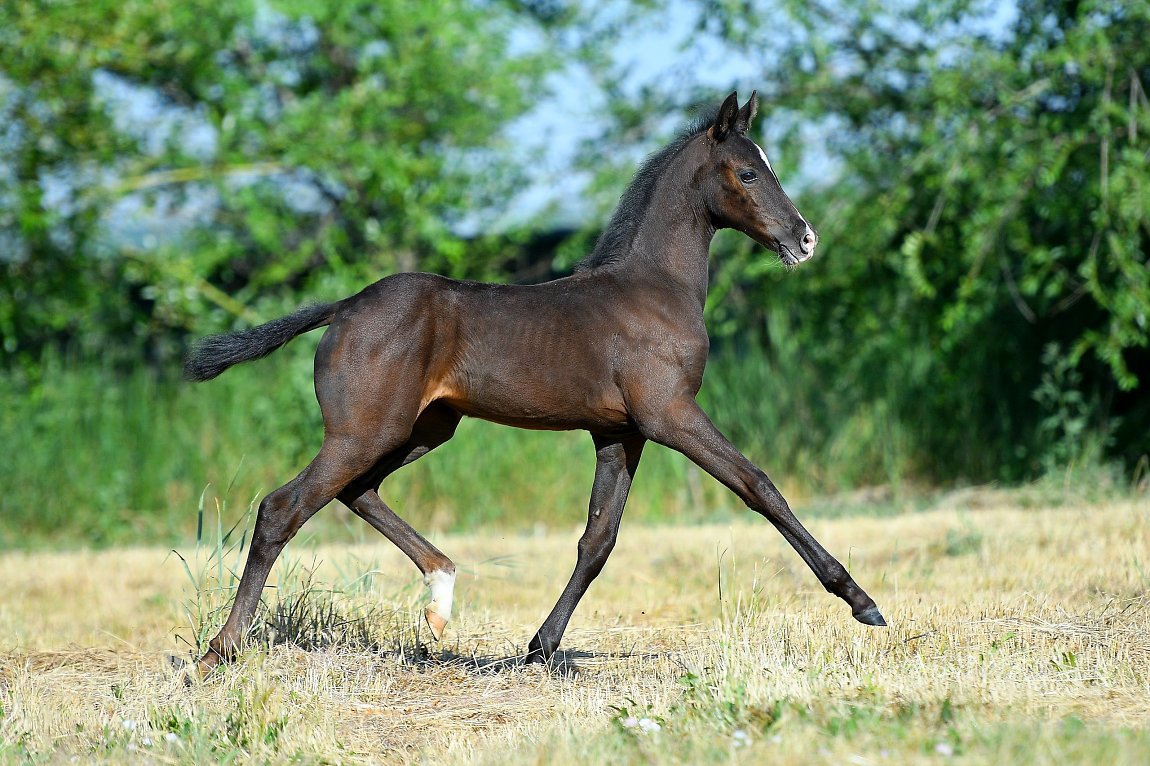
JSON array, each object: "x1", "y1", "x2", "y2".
[{"x1": 574, "y1": 110, "x2": 717, "y2": 272}]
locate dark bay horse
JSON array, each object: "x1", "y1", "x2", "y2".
[{"x1": 184, "y1": 91, "x2": 885, "y2": 676}]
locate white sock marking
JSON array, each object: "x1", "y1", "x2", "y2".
[{"x1": 424, "y1": 569, "x2": 456, "y2": 622}]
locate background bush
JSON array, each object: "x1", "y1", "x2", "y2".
[{"x1": 1, "y1": 0, "x2": 1146, "y2": 545}]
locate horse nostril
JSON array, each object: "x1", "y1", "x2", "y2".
[{"x1": 801, "y1": 229, "x2": 817, "y2": 254}]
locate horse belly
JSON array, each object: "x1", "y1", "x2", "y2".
[{"x1": 439, "y1": 346, "x2": 631, "y2": 433}]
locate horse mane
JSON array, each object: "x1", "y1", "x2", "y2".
[{"x1": 574, "y1": 108, "x2": 718, "y2": 272}]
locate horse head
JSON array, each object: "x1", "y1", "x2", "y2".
[{"x1": 703, "y1": 91, "x2": 818, "y2": 267}]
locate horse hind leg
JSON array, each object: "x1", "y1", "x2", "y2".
[
  {"x1": 194, "y1": 426, "x2": 416, "y2": 677},
  {"x1": 527, "y1": 434, "x2": 645, "y2": 664},
  {"x1": 338, "y1": 403, "x2": 463, "y2": 641},
  {"x1": 343, "y1": 490, "x2": 458, "y2": 640}
]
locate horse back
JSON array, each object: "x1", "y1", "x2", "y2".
[{"x1": 316, "y1": 272, "x2": 639, "y2": 434}]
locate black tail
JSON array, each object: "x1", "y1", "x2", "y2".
[{"x1": 183, "y1": 302, "x2": 340, "y2": 382}]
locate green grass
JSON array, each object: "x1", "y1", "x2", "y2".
[
  {"x1": 1, "y1": 341, "x2": 1134, "y2": 549},
  {"x1": 478, "y1": 701, "x2": 1150, "y2": 766},
  {"x1": 1, "y1": 342, "x2": 735, "y2": 548}
]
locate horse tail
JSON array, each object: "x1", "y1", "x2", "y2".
[{"x1": 183, "y1": 301, "x2": 341, "y2": 382}]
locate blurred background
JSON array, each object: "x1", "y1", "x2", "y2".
[{"x1": 1, "y1": 0, "x2": 1147, "y2": 547}]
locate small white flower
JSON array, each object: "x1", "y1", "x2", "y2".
[
  {"x1": 732, "y1": 729, "x2": 752, "y2": 748},
  {"x1": 165, "y1": 732, "x2": 179, "y2": 743},
  {"x1": 638, "y1": 717, "x2": 661, "y2": 734},
  {"x1": 935, "y1": 742, "x2": 955, "y2": 757},
  {"x1": 121, "y1": 719, "x2": 137, "y2": 731},
  {"x1": 622, "y1": 716, "x2": 639, "y2": 729},
  {"x1": 141, "y1": 737, "x2": 153, "y2": 746}
]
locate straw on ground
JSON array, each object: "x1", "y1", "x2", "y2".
[{"x1": 1, "y1": 496, "x2": 1148, "y2": 764}]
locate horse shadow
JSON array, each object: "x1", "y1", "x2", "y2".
[{"x1": 397, "y1": 643, "x2": 671, "y2": 678}]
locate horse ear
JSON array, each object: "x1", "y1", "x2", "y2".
[
  {"x1": 735, "y1": 90, "x2": 758, "y2": 135},
  {"x1": 712, "y1": 91, "x2": 740, "y2": 142}
]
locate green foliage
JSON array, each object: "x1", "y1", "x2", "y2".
[
  {"x1": 3, "y1": 0, "x2": 1148, "y2": 535},
  {"x1": 0, "y1": 0, "x2": 555, "y2": 365},
  {"x1": 0, "y1": 343, "x2": 938, "y2": 546},
  {"x1": 1033, "y1": 342, "x2": 1102, "y2": 472},
  {"x1": 688, "y1": 0, "x2": 1150, "y2": 478}
]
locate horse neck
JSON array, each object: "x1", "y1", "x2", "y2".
[{"x1": 624, "y1": 147, "x2": 715, "y2": 309}]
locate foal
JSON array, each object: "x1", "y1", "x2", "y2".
[{"x1": 185, "y1": 91, "x2": 885, "y2": 675}]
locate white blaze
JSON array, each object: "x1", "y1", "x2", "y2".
[
  {"x1": 425, "y1": 569, "x2": 456, "y2": 622},
  {"x1": 753, "y1": 140, "x2": 813, "y2": 232},
  {"x1": 753, "y1": 141, "x2": 774, "y2": 175}
]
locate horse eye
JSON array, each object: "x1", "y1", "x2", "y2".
[{"x1": 739, "y1": 170, "x2": 758, "y2": 184}]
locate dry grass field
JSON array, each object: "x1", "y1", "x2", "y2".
[{"x1": 2, "y1": 494, "x2": 1148, "y2": 764}]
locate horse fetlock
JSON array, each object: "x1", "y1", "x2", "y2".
[
  {"x1": 423, "y1": 568, "x2": 456, "y2": 641},
  {"x1": 836, "y1": 579, "x2": 884, "y2": 626},
  {"x1": 823, "y1": 570, "x2": 851, "y2": 595},
  {"x1": 190, "y1": 643, "x2": 230, "y2": 680}
]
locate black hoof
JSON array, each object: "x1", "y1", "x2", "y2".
[
  {"x1": 854, "y1": 606, "x2": 887, "y2": 627},
  {"x1": 524, "y1": 641, "x2": 548, "y2": 665},
  {"x1": 525, "y1": 634, "x2": 557, "y2": 665}
]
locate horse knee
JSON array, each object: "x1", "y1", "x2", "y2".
[{"x1": 748, "y1": 475, "x2": 789, "y2": 516}]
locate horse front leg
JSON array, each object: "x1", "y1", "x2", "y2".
[
  {"x1": 639, "y1": 397, "x2": 885, "y2": 626},
  {"x1": 526, "y1": 433, "x2": 645, "y2": 664}
]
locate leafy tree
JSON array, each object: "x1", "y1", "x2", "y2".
[
  {"x1": 4, "y1": 0, "x2": 1146, "y2": 487},
  {"x1": 0, "y1": 0, "x2": 556, "y2": 368},
  {"x1": 672, "y1": 0, "x2": 1149, "y2": 477}
]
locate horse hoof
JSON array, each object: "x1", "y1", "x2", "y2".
[
  {"x1": 179, "y1": 661, "x2": 212, "y2": 687},
  {"x1": 167, "y1": 655, "x2": 196, "y2": 687},
  {"x1": 425, "y1": 608, "x2": 448, "y2": 641},
  {"x1": 854, "y1": 606, "x2": 887, "y2": 627}
]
